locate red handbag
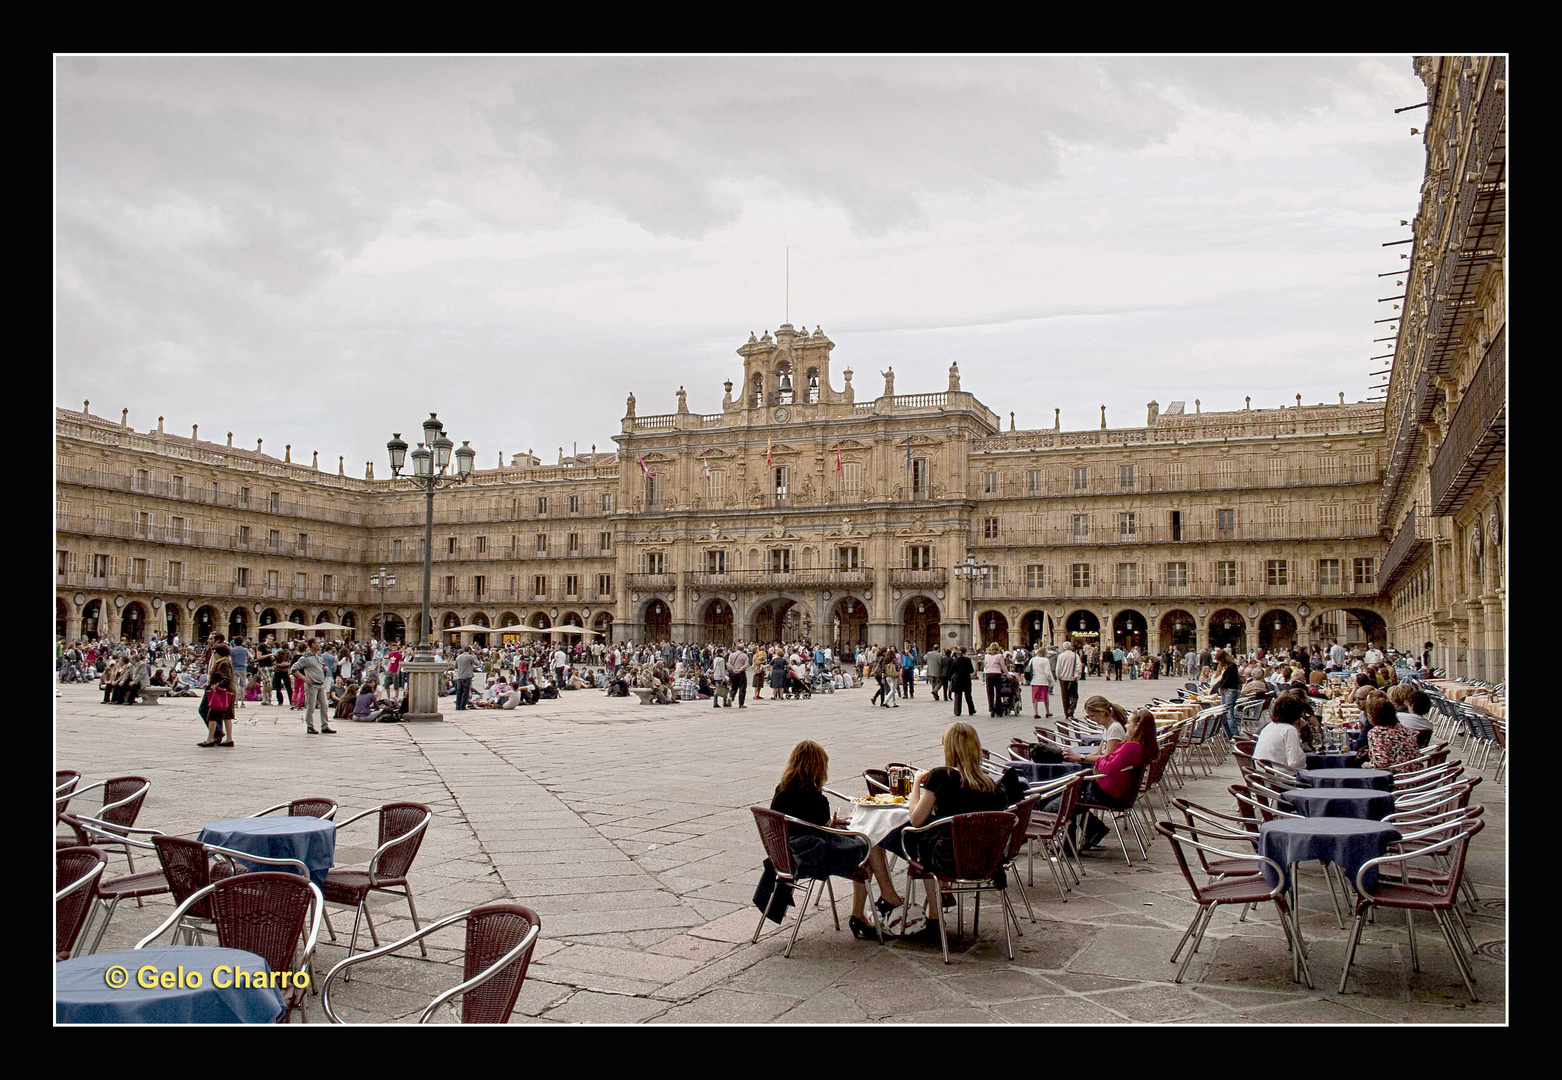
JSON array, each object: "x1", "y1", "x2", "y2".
[{"x1": 207, "y1": 687, "x2": 233, "y2": 712}]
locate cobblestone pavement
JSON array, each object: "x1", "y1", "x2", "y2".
[{"x1": 56, "y1": 676, "x2": 1506, "y2": 1024}]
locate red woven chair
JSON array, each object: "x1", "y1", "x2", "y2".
[
  {"x1": 1156, "y1": 820, "x2": 1305, "y2": 987},
  {"x1": 1340, "y1": 819, "x2": 1486, "y2": 1001},
  {"x1": 60, "y1": 815, "x2": 172, "y2": 954},
  {"x1": 56, "y1": 846, "x2": 107, "y2": 961},
  {"x1": 139, "y1": 871, "x2": 324, "y2": 1022},
  {"x1": 1077, "y1": 763, "x2": 1150, "y2": 863},
  {"x1": 152, "y1": 836, "x2": 309, "y2": 947},
  {"x1": 998, "y1": 795, "x2": 1041, "y2": 926},
  {"x1": 251, "y1": 798, "x2": 339, "y2": 821},
  {"x1": 750, "y1": 807, "x2": 877, "y2": 958},
  {"x1": 55, "y1": 771, "x2": 81, "y2": 825},
  {"x1": 322, "y1": 903, "x2": 543, "y2": 1023},
  {"x1": 901, "y1": 811, "x2": 1019, "y2": 964},
  {"x1": 60, "y1": 777, "x2": 151, "y2": 871},
  {"x1": 320, "y1": 802, "x2": 433, "y2": 973},
  {"x1": 1024, "y1": 774, "x2": 1084, "y2": 899}
]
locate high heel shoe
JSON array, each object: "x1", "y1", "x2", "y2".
[
  {"x1": 848, "y1": 915, "x2": 876, "y2": 940},
  {"x1": 875, "y1": 897, "x2": 898, "y2": 920}
]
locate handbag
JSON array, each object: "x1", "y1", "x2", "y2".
[{"x1": 207, "y1": 686, "x2": 233, "y2": 712}]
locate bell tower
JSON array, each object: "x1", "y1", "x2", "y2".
[{"x1": 733, "y1": 323, "x2": 837, "y2": 414}]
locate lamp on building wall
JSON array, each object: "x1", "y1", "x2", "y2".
[
  {"x1": 952, "y1": 553, "x2": 991, "y2": 649},
  {"x1": 1223, "y1": 619, "x2": 1232, "y2": 630}
]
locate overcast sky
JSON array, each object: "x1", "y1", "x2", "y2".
[{"x1": 55, "y1": 55, "x2": 1427, "y2": 472}]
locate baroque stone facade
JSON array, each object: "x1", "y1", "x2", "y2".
[
  {"x1": 1378, "y1": 55, "x2": 1506, "y2": 681},
  {"x1": 57, "y1": 320, "x2": 1394, "y2": 659}
]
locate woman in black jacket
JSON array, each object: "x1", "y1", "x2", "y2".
[{"x1": 947, "y1": 647, "x2": 977, "y2": 716}]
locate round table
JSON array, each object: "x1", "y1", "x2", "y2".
[
  {"x1": 1005, "y1": 761, "x2": 1087, "y2": 784},
  {"x1": 56, "y1": 946, "x2": 285, "y2": 1023},
  {"x1": 1279, "y1": 787, "x2": 1395, "y2": 821},
  {"x1": 197, "y1": 817, "x2": 336, "y2": 886},
  {"x1": 1305, "y1": 752, "x2": 1357, "y2": 771},
  {"x1": 1257, "y1": 818, "x2": 1402, "y2": 891},
  {"x1": 846, "y1": 802, "x2": 911, "y2": 848},
  {"x1": 1295, "y1": 767, "x2": 1394, "y2": 791}
]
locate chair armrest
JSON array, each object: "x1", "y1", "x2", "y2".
[
  {"x1": 1353, "y1": 830, "x2": 1470, "y2": 895},
  {"x1": 101, "y1": 782, "x2": 151, "y2": 819},
  {"x1": 419, "y1": 921, "x2": 542, "y2": 1024},
  {"x1": 54, "y1": 859, "x2": 106, "y2": 903},
  {"x1": 66, "y1": 814, "x2": 164, "y2": 849},
  {"x1": 204, "y1": 844, "x2": 310, "y2": 879},
  {"x1": 250, "y1": 803, "x2": 291, "y2": 818},
  {"x1": 367, "y1": 811, "x2": 433, "y2": 882}
]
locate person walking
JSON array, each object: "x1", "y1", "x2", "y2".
[
  {"x1": 727, "y1": 645, "x2": 749, "y2": 707},
  {"x1": 711, "y1": 649, "x2": 730, "y2": 708},
  {"x1": 1026, "y1": 647, "x2": 1055, "y2": 719},
  {"x1": 289, "y1": 640, "x2": 336, "y2": 734},
  {"x1": 229, "y1": 638, "x2": 249, "y2": 709},
  {"x1": 948, "y1": 646, "x2": 976, "y2": 717},
  {"x1": 901, "y1": 648, "x2": 917, "y2": 699},
  {"x1": 1054, "y1": 640, "x2": 1082, "y2": 719},
  {"x1": 925, "y1": 647, "x2": 945, "y2": 701},
  {"x1": 982, "y1": 643, "x2": 1009, "y2": 717},
  {"x1": 200, "y1": 643, "x2": 236, "y2": 748},
  {"x1": 453, "y1": 646, "x2": 477, "y2": 711}
]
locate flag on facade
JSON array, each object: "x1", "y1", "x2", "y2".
[
  {"x1": 905, "y1": 435, "x2": 912, "y2": 472},
  {"x1": 766, "y1": 436, "x2": 773, "y2": 466},
  {"x1": 638, "y1": 456, "x2": 651, "y2": 477},
  {"x1": 835, "y1": 441, "x2": 843, "y2": 474},
  {"x1": 701, "y1": 451, "x2": 710, "y2": 479}
]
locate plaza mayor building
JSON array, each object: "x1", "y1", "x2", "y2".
[{"x1": 54, "y1": 55, "x2": 1505, "y2": 680}]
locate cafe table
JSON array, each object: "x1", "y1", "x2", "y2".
[
  {"x1": 197, "y1": 816, "x2": 335, "y2": 886},
  {"x1": 1278, "y1": 787, "x2": 1395, "y2": 821},
  {"x1": 1305, "y1": 752, "x2": 1358, "y2": 771},
  {"x1": 1004, "y1": 761, "x2": 1087, "y2": 785},
  {"x1": 846, "y1": 799, "x2": 911, "y2": 849},
  {"x1": 56, "y1": 946, "x2": 285, "y2": 1023},
  {"x1": 1295, "y1": 767, "x2": 1394, "y2": 791}
]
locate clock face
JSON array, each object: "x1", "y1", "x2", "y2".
[{"x1": 773, "y1": 407, "x2": 790, "y2": 424}]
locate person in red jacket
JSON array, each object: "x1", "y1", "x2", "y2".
[{"x1": 1050, "y1": 708, "x2": 1156, "y2": 851}]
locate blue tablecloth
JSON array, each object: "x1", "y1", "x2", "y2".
[
  {"x1": 1279, "y1": 787, "x2": 1395, "y2": 821},
  {"x1": 198, "y1": 817, "x2": 335, "y2": 886},
  {"x1": 1258, "y1": 819, "x2": 1401, "y2": 891},
  {"x1": 1305, "y1": 752, "x2": 1357, "y2": 771},
  {"x1": 1295, "y1": 768, "x2": 1394, "y2": 791},
  {"x1": 1007, "y1": 761, "x2": 1088, "y2": 784},
  {"x1": 57, "y1": 947, "x2": 284, "y2": 1024}
]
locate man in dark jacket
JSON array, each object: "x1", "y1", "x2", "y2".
[{"x1": 948, "y1": 647, "x2": 976, "y2": 716}]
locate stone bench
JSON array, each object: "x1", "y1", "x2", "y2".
[
  {"x1": 139, "y1": 686, "x2": 171, "y2": 704},
  {"x1": 630, "y1": 687, "x2": 657, "y2": 705}
]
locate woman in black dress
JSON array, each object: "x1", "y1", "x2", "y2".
[{"x1": 769, "y1": 741, "x2": 907, "y2": 939}]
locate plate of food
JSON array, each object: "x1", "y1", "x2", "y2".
[{"x1": 854, "y1": 794, "x2": 908, "y2": 806}]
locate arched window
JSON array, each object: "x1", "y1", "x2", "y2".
[{"x1": 806, "y1": 367, "x2": 820, "y2": 403}]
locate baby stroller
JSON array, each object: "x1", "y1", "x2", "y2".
[
  {"x1": 783, "y1": 669, "x2": 812, "y2": 699},
  {"x1": 809, "y1": 669, "x2": 836, "y2": 694},
  {"x1": 993, "y1": 673, "x2": 1021, "y2": 717}
]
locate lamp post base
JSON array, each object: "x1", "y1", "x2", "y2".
[{"x1": 402, "y1": 655, "x2": 448, "y2": 722}]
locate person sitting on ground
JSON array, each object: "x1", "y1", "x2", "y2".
[
  {"x1": 761, "y1": 740, "x2": 910, "y2": 940},
  {"x1": 1387, "y1": 684, "x2": 1436, "y2": 749},
  {"x1": 1253, "y1": 690, "x2": 1311, "y2": 771},
  {"x1": 1361, "y1": 691, "x2": 1422, "y2": 771}
]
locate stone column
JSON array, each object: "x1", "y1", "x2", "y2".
[
  {"x1": 1481, "y1": 594, "x2": 1504, "y2": 681},
  {"x1": 401, "y1": 653, "x2": 449, "y2": 721},
  {"x1": 1195, "y1": 616, "x2": 1209, "y2": 656}
]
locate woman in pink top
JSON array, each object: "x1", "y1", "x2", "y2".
[
  {"x1": 983, "y1": 644, "x2": 1009, "y2": 717},
  {"x1": 1051, "y1": 709, "x2": 1156, "y2": 851}
]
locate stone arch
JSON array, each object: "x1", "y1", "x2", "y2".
[
  {"x1": 164, "y1": 602, "x2": 181, "y2": 640},
  {"x1": 593, "y1": 611, "x2": 614, "y2": 642},
  {"x1": 747, "y1": 596, "x2": 809, "y2": 644},
  {"x1": 1111, "y1": 608, "x2": 1147, "y2": 651},
  {"x1": 380, "y1": 613, "x2": 405, "y2": 643},
  {"x1": 558, "y1": 611, "x2": 584, "y2": 647},
  {"x1": 899, "y1": 596, "x2": 939, "y2": 653},
  {"x1": 227, "y1": 606, "x2": 248, "y2": 641},
  {"x1": 976, "y1": 609, "x2": 1009, "y2": 650},
  {"x1": 530, "y1": 611, "x2": 553, "y2": 630},
  {"x1": 56, "y1": 596, "x2": 70, "y2": 640},
  {"x1": 1209, "y1": 608, "x2": 1247, "y2": 654},
  {"x1": 340, "y1": 611, "x2": 357, "y2": 639},
  {"x1": 1064, "y1": 609, "x2": 1101, "y2": 648},
  {"x1": 700, "y1": 597, "x2": 734, "y2": 644},
  {"x1": 498, "y1": 611, "x2": 520, "y2": 629},
  {"x1": 288, "y1": 609, "x2": 307, "y2": 625},
  {"x1": 260, "y1": 608, "x2": 281, "y2": 628},
  {"x1": 641, "y1": 598, "x2": 670, "y2": 641},
  {"x1": 1160, "y1": 609, "x2": 1196, "y2": 650},
  {"x1": 1018, "y1": 609, "x2": 1049, "y2": 649},
  {"x1": 316, "y1": 611, "x2": 333, "y2": 626},
  {"x1": 468, "y1": 610, "x2": 490, "y2": 647},
  {"x1": 195, "y1": 605, "x2": 220, "y2": 643},
  {"x1": 1307, "y1": 607, "x2": 1387, "y2": 652},
  {"x1": 121, "y1": 601, "x2": 148, "y2": 641},
  {"x1": 81, "y1": 598, "x2": 102, "y2": 640},
  {"x1": 1258, "y1": 608, "x2": 1297, "y2": 653},
  {"x1": 832, "y1": 595, "x2": 871, "y2": 651}
]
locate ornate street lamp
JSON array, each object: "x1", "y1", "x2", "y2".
[
  {"x1": 952, "y1": 553, "x2": 990, "y2": 650},
  {"x1": 387, "y1": 414, "x2": 474, "y2": 721},
  {"x1": 370, "y1": 566, "x2": 397, "y2": 645}
]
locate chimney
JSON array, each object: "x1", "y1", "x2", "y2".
[
  {"x1": 1194, "y1": 400, "x2": 1200, "y2": 415},
  {"x1": 1245, "y1": 396, "x2": 1250, "y2": 410},
  {"x1": 1339, "y1": 392, "x2": 1345, "y2": 405},
  {"x1": 1296, "y1": 394, "x2": 1302, "y2": 408},
  {"x1": 366, "y1": 461, "x2": 374, "y2": 479},
  {"x1": 83, "y1": 400, "x2": 89, "y2": 415},
  {"x1": 558, "y1": 447, "x2": 564, "y2": 465},
  {"x1": 256, "y1": 438, "x2": 263, "y2": 454},
  {"x1": 1147, "y1": 401, "x2": 1159, "y2": 426},
  {"x1": 1053, "y1": 408, "x2": 1060, "y2": 432},
  {"x1": 338, "y1": 455, "x2": 344, "y2": 474},
  {"x1": 573, "y1": 441, "x2": 578, "y2": 460},
  {"x1": 1010, "y1": 412, "x2": 1015, "y2": 431}
]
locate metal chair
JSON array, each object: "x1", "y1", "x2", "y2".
[
  {"x1": 58, "y1": 777, "x2": 151, "y2": 870},
  {"x1": 997, "y1": 794, "x2": 1041, "y2": 925},
  {"x1": 138, "y1": 871, "x2": 325, "y2": 1022},
  {"x1": 1076, "y1": 764, "x2": 1150, "y2": 863},
  {"x1": 322, "y1": 903, "x2": 542, "y2": 1023},
  {"x1": 1156, "y1": 820, "x2": 1306, "y2": 986},
  {"x1": 1339, "y1": 819, "x2": 1485, "y2": 1001},
  {"x1": 55, "y1": 771, "x2": 81, "y2": 824},
  {"x1": 750, "y1": 807, "x2": 878, "y2": 957},
  {"x1": 319, "y1": 802, "x2": 432, "y2": 976},
  {"x1": 901, "y1": 811, "x2": 1019, "y2": 964},
  {"x1": 152, "y1": 835, "x2": 311, "y2": 947},
  {"x1": 60, "y1": 814, "x2": 171, "y2": 955},
  {"x1": 56, "y1": 846, "x2": 107, "y2": 960},
  {"x1": 252, "y1": 798, "x2": 339, "y2": 821},
  {"x1": 1024, "y1": 774, "x2": 1084, "y2": 900}
]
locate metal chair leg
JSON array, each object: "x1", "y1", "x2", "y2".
[
  {"x1": 1338, "y1": 911, "x2": 1367, "y2": 994},
  {"x1": 401, "y1": 886, "x2": 427, "y2": 957},
  {"x1": 825, "y1": 877, "x2": 840, "y2": 930},
  {"x1": 1171, "y1": 905, "x2": 1206, "y2": 965},
  {"x1": 1436, "y1": 909, "x2": 1480, "y2": 1001},
  {"x1": 1323, "y1": 863, "x2": 1347, "y2": 930},
  {"x1": 322, "y1": 908, "x2": 337, "y2": 942},
  {"x1": 342, "y1": 901, "x2": 366, "y2": 982},
  {"x1": 1000, "y1": 891, "x2": 1016, "y2": 960},
  {"x1": 783, "y1": 879, "x2": 816, "y2": 958},
  {"x1": 88, "y1": 897, "x2": 120, "y2": 955},
  {"x1": 751, "y1": 879, "x2": 781, "y2": 944},
  {"x1": 1174, "y1": 906, "x2": 1214, "y2": 982},
  {"x1": 1406, "y1": 909, "x2": 1420, "y2": 971}
]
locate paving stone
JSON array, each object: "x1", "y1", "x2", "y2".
[
  {"x1": 650, "y1": 988, "x2": 801, "y2": 1024},
  {"x1": 542, "y1": 991, "x2": 671, "y2": 1023}
]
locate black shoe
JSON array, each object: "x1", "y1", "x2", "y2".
[
  {"x1": 875, "y1": 898, "x2": 898, "y2": 920},
  {"x1": 321, "y1": 727, "x2": 337, "y2": 734},
  {"x1": 902, "y1": 923, "x2": 943, "y2": 944},
  {"x1": 307, "y1": 728, "x2": 319, "y2": 734},
  {"x1": 848, "y1": 915, "x2": 876, "y2": 940}
]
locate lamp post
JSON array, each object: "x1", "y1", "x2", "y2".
[
  {"x1": 387, "y1": 415, "x2": 474, "y2": 721},
  {"x1": 952, "y1": 553, "x2": 990, "y2": 650},
  {"x1": 369, "y1": 566, "x2": 396, "y2": 646}
]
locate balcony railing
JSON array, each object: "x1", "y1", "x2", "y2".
[
  {"x1": 888, "y1": 567, "x2": 949, "y2": 588},
  {"x1": 1430, "y1": 327, "x2": 1505, "y2": 516},
  {"x1": 976, "y1": 466, "x2": 1384, "y2": 500},
  {"x1": 54, "y1": 464, "x2": 366, "y2": 525},
  {"x1": 681, "y1": 568, "x2": 875, "y2": 591},
  {"x1": 626, "y1": 573, "x2": 677, "y2": 592},
  {"x1": 1380, "y1": 505, "x2": 1433, "y2": 588},
  {"x1": 1014, "y1": 521, "x2": 1382, "y2": 546}
]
